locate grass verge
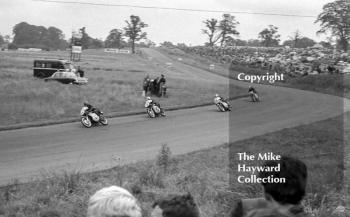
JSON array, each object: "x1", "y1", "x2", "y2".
[
  {"x1": 0, "y1": 49, "x2": 245, "y2": 126},
  {"x1": 0, "y1": 115, "x2": 347, "y2": 217}
]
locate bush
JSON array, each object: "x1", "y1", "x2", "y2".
[
  {"x1": 7, "y1": 43, "x2": 17, "y2": 50},
  {"x1": 156, "y1": 144, "x2": 172, "y2": 173}
]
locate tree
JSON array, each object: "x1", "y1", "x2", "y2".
[
  {"x1": 79, "y1": 27, "x2": 91, "y2": 49},
  {"x1": 160, "y1": 41, "x2": 174, "y2": 47},
  {"x1": 105, "y1": 29, "x2": 125, "y2": 48},
  {"x1": 218, "y1": 14, "x2": 239, "y2": 47},
  {"x1": 319, "y1": 40, "x2": 333, "y2": 49},
  {"x1": 258, "y1": 25, "x2": 281, "y2": 47},
  {"x1": 3, "y1": 35, "x2": 12, "y2": 43},
  {"x1": 315, "y1": 0, "x2": 350, "y2": 51},
  {"x1": 44, "y1": 27, "x2": 66, "y2": 49},
  {"x1": 0, "y1": 34, "x2": 4, "y2": 46},
  {"x1": 12, "y1": 22, "x2": 67, "y2": 50},
  {"x1": 145, "y1": 39, "x2": 156, "y2": 47},
  {"x1": 202, "y1": 18, "x2": 221, "y2": 47},
  {"x1": 13, "y1": 22, "x2": 42, "y2": 46},
  {"x1": 123, "y1": 15, "x2": 148, "y2": 54},
  {"x1": 225, "y1": 38, "x2": 247, "y2": 46},
  {"x1": 289, "y1": 30, "x2": 301, "y2": 48},
  {"x1": 283, "y1": 37, "x2": 316, "y2": 48},
  {"x1": 90, "y1": 38, "x2": 104, "y2": 49},
  {"x1": 297, "y1": 37, "x2": 316, "y2": 48},
  {"x1": 247, "y1": 39, "x2": 261, "y2": 47}
]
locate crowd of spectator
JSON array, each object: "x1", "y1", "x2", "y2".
[
  {"x1": 180, "y1": 46, "x2": 350, "y2": 77},
  {"x1": 39, "y1": 156, "x2": 313, "y2": 217}
]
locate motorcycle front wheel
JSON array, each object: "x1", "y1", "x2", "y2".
[
  {"x1": 81, "y1": 116, "x2": 92, "y2": 128},
  {"x1": 99, "y1": 115, "x2": 108, "y2": 125}
]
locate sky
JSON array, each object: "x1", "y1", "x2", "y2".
[{"x1": 0, "y1": 0, "x2": 334, "y2": 45}]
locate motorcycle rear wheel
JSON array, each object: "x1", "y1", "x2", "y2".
[
  {"x1": 217, "y1": 103, "x2": 226, "y2": 112},
  {"x1": 81, "y1": 116, "x2": 92, "y2": 128},
  {"x1": 255, "y1": 94, "x2": 260, "y2": 102}
]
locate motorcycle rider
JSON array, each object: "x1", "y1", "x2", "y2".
[
  {"x1": 214, "y1": 93, "x2": 228, "y2": 104},
  {"x1": 248, "y1": 85, "x2": 259, "y2": 102},
  {"x1": 145, "y1": 96, "x2": 165, "y2": 115},
  {"x1": 214, "y1": 94, "x2": 231, "y2": 110},
  {"x1": 83, "y1": 102, "x2": 101, "y2": 116},
  {"x1": 248, "y1": 85, "x2": 257, "y2": 94}
]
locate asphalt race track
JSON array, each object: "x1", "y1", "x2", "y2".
[{"x1": 0, "y1": 49, "x2": 349, "y2": 185}]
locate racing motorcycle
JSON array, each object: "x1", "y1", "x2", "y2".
[
  {"x1": 145, "y1": 101, "x2": 165, "y2": 118},
  {"x1": 249, "y1": 91, "x2": 260, "y2": 102},
  {"x1": 80, "y1": 106, "x2": 108, "y2": 128},
  {"x1": 215, "y1": 99, "x2": 231, "y2": 112}
]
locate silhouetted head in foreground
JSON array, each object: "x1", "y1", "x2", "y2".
[
  {"x1": 259, "y1": 156, "x2": 307, "y2": 205},
  {"x1": 151, "y1": 193, "x2": 200, "y2": 217},
  {"x1": 230, "y1": 156, "x2": 308, "y2": 217},
  {"x1": 87, "y1": 186, "x2": 142, "y2": 217}
]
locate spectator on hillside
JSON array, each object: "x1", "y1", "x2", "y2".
[
  {"x1": 153, "y1": 77, "x2": 160, "y2": 94},
  {"x1": 151, "y1": 193, "x2": 200, "y2": 217},
  {"x1": 230, "y1": 156, "x2": 308, "y2": 217},
  {"x1": 143, "y1": 74, "x2": 150, "y2": 96},
  {"x1": 158, "y1": 74, "x2": 166, "y2": 96},
  {"x1": 327, "y1": 64, "x2": 336, "y2": 74},
  {"x1": 87, "y1": 186, "x2": 142, "y2": 217},
  {"x1": 158, "y1": 74, "x2": 166, "y2": 85}
]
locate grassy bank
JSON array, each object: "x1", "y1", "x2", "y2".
[
  {"x1": 0, "y1": 49, "x2": 245, "y2": 126},
  {"x1": 228, "y1": 63, "x2": 350, "y2": 98},
  {"x1": 0, "y1": 115, "x2": 347, "y2": 217},
  {"x1": 159, "y1": 47, "x2": 350, "y2": 98}
]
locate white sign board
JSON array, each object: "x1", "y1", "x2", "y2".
[
  {"x1": 72, "y1": 46, "x2": 82, "y2": 54},
  {"x1": 104, "y1": 48, "x2": 130, "y2": 54},
  {"x1": 18, "y1": 48, "x2": 42, "y2": 52}
]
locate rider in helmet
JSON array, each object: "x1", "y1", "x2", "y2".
[
  {"x1": 214, "y1": 93, "x2": 228, "y2": 104},
  {"x1": 145, "y1": 96, "x2": 153, "y2": 106},
  {"x1": 83, "y1": 102, "x2": 101, "y2": 115},
  {"x1": 214, "y1": 93, "x2": 231, "y2": 111},
  {"x1": 145, "y1": 96, "x2": 165, "y2": 115},
  {"x1": 248, "y1": 85, "x2": 257, "y2": 94}
]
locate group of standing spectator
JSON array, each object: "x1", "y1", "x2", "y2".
[
  {"x1": 180, "y1": 46, "x2": 350, "y2": 76},
  {"x1": 143, "y1": 74, "x2": 167, "y2": 97}
]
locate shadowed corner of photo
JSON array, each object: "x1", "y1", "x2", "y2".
[{"x1": 227, "y1": 72, "x2": 347, "y2": 215}]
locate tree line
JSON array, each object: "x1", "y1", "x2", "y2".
[
  {"x1": 0, "y1": 15, "x2": 148, "y2": 53},
  {"x1": 0, "y1": 0, "x2": 348, "y2": 52},
  {"x1": 201, "y1": 0, "x2": 349, "y2": 51}
]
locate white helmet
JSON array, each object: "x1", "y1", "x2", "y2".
[
  {"x1": 146, "y1": 96, "x2": 151, "y2": 100},
  {"x1": 215, "y1": 93, "x2": 219, "y2": 97}
]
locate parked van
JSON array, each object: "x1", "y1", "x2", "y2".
[{"x1": 33, "y1": 59, "x2": 75, "y2": 78}]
